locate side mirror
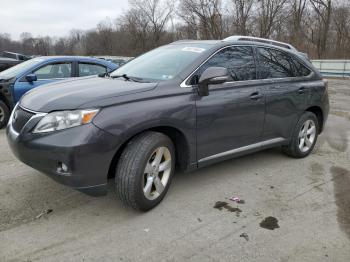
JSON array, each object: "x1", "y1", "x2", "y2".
[
  {"x1": 197, "y1": 67, "x2": 229, "y2": 96},
  {"x1": 25, "y1": 74, "x2": 37, "y2": 83}
]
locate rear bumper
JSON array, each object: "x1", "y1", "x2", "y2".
[{"x1": 6, "y1": 115, "x2": 119, "y2": 196}]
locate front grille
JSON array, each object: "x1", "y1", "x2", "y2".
[{"x1": 12, "y1": 107, "x2": 35, "y2": 133}]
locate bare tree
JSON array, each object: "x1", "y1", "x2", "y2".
[
  {"x1": 230, "y1": 0, "x2": 255, "y2": 35},
  {"x1": 309, "y1": 0, "x2": 332, "y2": 58},
  {"x1": 1, "y1": 0, "x2": 350, "y2": 59},
  {"x1": 256, "y1": 0, "x2": 288, "y2": 38},
  {"x1": 128, "y1": 0, "x2": 173, "y2": 45},
  {"x1": 120, "y1": 6, "x2": 151, "y2": 53},
  {"x1": 179, "y1": 0, "x2": 225, "y2": 39},
  {"x1": 289, "y1": 0, "x2": 308, "y2": 46},
  {"x1": 332, "y1": 1, "x2": 350, "y2": 57}
]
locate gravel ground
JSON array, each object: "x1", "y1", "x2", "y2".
[{"x1": 0, "y1": 79, "x2": 350, "y2": 262}]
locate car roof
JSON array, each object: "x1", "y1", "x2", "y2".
[
  {"x1": 171, "y1": 38, "x2": 306, "y2": 59},
  {"x1": 0, "y1": 57, "x2": 19, "y2": 62},
  {"x1": 171, "y1": 40, "x2": 221, "y2": 45}
]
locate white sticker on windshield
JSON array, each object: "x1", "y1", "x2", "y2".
[{"x1": 182, "y1": 47, "x2": 206, "y2": 53}]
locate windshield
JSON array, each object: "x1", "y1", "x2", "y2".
[
  {"x1": 0, "y1": 58, "x2": 44, "y2": 79},
  {"x1": 110, "y1": 44, "x2": 211, "y2": 81}
]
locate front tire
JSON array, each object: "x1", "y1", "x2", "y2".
[
  {"x1": 0, "y1": 101, "x2": 10, "y2": 129},
  {"x1": 115, "y1": 132, "x2": 175, "y2": 211},
  {"x1": 282, "y1": 112, "x2": 319, "y2": 158}
]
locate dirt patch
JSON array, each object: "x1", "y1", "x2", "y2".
[
  {"x1": 259, "y1": 216, "x2": 280, "y2": 230},
  {"x1": 322, "y1": 116, "x2": 350, "y2": 152},
  {"x1": 309, "y1": 162, "x2": 325, "y2": 186},
  {"x1": 214, "y1": 201, "x2": 242, "y2": 216},
  {"x1": 331, "y1": 166, "x2": 350, "y2": 240},
  {"x1": 311, "y1": 162, "x2": 324, "y2": 177}
]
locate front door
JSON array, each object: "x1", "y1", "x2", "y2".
[{"x1": 192, "y1": 46, "x2": 266, "y2": 164}]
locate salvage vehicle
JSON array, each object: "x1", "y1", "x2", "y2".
[
  {"x1": 0, "y1": 57, "x2": 20, "y2": 72},
  {"x1": 0, "y1": 51, "x2": 30, "y2": 72},
  {"x1": 1, "y1": 51, "x2": 31, "y2": 61},
  {"x1": 7, "y1": 36, "x2": 329, "y2": 211},
  {"x1": 0, "y1": 56, "x2": 117, "y2": 128}
]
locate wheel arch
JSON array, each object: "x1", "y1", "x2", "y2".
[
  {"x1": 0, "y1": 93, "x2": 11, "y2": 109},
  {"x1": 107, "y1": 125, "x2": 192, "y2": 179},
  {"x1": 305, "y1": 106, "x2": 324, "y2": 133}
]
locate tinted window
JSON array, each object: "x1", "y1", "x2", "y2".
[
  {"x1": 79, "y1": 63, "x2": 107, "y2": 76},
  {"x1": 257, "y1": 48, "x2": 311, "y2": 79},
  {"x1": 190, "y1": 46, "x2": 256, "y2": 85},
  {"x1": 34, "y1": 62, "x2": 72, "y2": 79},
  {"x1": 293, "y1": 58, "x2": 311, "y2": 77}
]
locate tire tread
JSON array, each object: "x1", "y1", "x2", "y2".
[{"x1": 115, "y1": 131, "x2": 173, "y2": 210}]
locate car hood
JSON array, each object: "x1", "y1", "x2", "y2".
[{"x1": 20, "y1": 76, "x2": 158, "y2": 112}]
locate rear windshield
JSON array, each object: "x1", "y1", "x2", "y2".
[{"x1": 110, "y1": 44, "x2": 211, "y2": 81}]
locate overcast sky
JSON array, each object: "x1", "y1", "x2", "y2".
[{"x1": 0, "y1": 0, "x2": 129, "y2": 40}]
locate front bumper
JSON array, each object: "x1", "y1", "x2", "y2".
[{"x1": 6, "y1": 108, "x2": 119, "y2": 196}]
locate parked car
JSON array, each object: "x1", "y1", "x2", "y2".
[
  {"x1": 0, "y1": 56, "x2": 117, "y2": 128},
  {"x1": 7, "y1": 36, "x2": 329, "y2": 211},
  {"x1": 0, "y1": 51, "x2": 31, "y2": 72},
  {"x1": 95, "y1": 56, "x2": 133, "y2": 67},
  {"x1": 0, "y1": 57, "x2": 21, "y2": 72},
  {"x1": 2, "y1": 51, "x2": 31, "y2": 61}
]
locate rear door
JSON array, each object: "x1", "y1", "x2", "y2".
[
  {"x1": 193, "y1": 45, "x2": 266, "y2": 164},
  {"x1": 256, "y1": 47, "x2": 313, "y2": 140}
]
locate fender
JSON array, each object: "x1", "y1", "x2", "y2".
[{"x1": 92, "y1": 94, "x2": 197, "y2": 169}]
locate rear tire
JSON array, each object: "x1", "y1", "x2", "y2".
[
  {"x1": 115, "y1": 131, "x2": 175, "y2": 211},
  {"x1": 282, "y1": 112, "x2": 319, "y2": 158},
  {"x1": 0, "y1": 101, "x2": 10, "y2": 129}
]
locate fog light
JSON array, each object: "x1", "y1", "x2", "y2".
[{"x1": 57, "y1": 162, "x2": 70, "y2": 174}]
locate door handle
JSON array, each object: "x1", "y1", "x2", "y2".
[
  {"x1": 298, "y1": 87, "x2": 306, "y2": 94},
  {"x1": 250, "y1": 92, "x2": 263, "y2": 100}
]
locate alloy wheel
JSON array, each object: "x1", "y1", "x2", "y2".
[
  {"x1": 143, "y1": 146, "x2": 172, "y2": 200},
  {"x1": 298, "y1": 119, "x2": 316, "y2": 153},
  {"x1": 0, "y1": 107, "x2": 4, "y2": 122}
]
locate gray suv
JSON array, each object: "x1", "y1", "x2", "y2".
[{"x1": 7, "y1": 36, "x2": 329, "y2": 211}]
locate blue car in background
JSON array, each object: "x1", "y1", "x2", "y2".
[{"x1": 0, "y1": 56, "x2": 117, "y2": 128}]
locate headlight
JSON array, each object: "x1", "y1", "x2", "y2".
[{"x1": 33, "y1": 109, "x2": 99, "y2": 133}]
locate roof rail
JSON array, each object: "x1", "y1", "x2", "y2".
[
  {"x1": 223, "y1": 35, "x2": 297, "y2": 51},
  {"x1": 171, "y1": 39, "x2": 197, "y2": 43}
]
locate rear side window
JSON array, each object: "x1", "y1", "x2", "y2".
[
  {"x1": 257, "y1": 48, "x2": 311, "y2": 79},
  {"x1": 293, "y1": 58, "x2": 311, "y2": 77},
  {"x1": 190, "y1": 46, "x2": 256, "y2": 85},
  {"x1": 79, "y1": 63, "x2": 107, "y2": 76},
  {"x1": 34, "y1": 62, "x2": 72, "y2": 79}
]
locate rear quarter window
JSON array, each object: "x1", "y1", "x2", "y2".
[
  {"x1": 79, "y1": 63, "x2": 107, "y2": 77},
  {"x1": 257, "y1": 47, "x2": 311, "y2": 79}
]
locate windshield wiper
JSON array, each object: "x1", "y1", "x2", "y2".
[{"x1": 110, "y1": 74, "x2": 144, "y2": 82}]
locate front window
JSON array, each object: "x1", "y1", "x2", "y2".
[
  {"x1": 34, "y1": 62, "x2": 72, "y2": 79},
  {"x1": 110, "y1": 44, "x2": 211, "y2": 81},
  {"x1": 189, "y1": 46, "x2": 257, "y2": 85}
]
